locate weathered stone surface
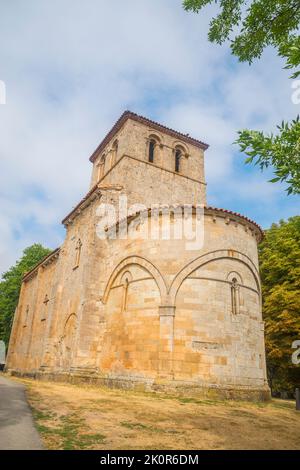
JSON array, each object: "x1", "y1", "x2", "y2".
[{"x1": 6, "y1": 113, "x2": 270, "y2": 400}]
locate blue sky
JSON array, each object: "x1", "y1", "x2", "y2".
[{"x1": 0, "y1": 0, "x2": 299, "y2": 275}]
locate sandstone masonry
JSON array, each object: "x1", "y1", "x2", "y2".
[{"x1": 6, "y1": 111, "x2": 270, "y2": 400}]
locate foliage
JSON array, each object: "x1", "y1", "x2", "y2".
[
  {"x1": 259, "y1": 216, "x2": 300, "y2": 395},
  {"x1": 237, "y1": 117, "x2": 300, "y2": 195},
  {"x1": 0, "y1": 244, "x2": 51, "y2": 348},
  {"x1": 183, "y1": 0, "x2": 300, "y2": 62},
  {"x1": 280, "y1": 34, "x2": 300, "y2": 79},
  {"x1": 183, "y1": 0, "x2": 300, "y2": 195}
]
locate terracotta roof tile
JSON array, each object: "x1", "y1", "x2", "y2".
[
  {"x1": 89, "y1": 111, "x2": 209, "y2": 163},
  {"x1": 205, "y1": 206, "x2": 264, "y2": 239},
  {"x1": 102, "y1": 205, "x2": 264, "y2": 241},
  {"x1": 22, "y1": 247, "x2": 61, "y2": 281},
  {"x1": 61, "y1": 183, "x2": 99, "y2": 225}
]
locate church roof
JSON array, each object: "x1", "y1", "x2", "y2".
[
  {"x1": 89, "y1": 111, "x2": 209, "y2": 163},
  {"x1": 22, "y1": 247, "x2": 60, "y2": 282},
  {"x1": 205, "y1": 206, "x2": 264, "y2": 240}
]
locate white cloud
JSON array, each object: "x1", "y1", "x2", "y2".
[{"x1": 0, "y1": 0, "x2": 298, "y2": 274}]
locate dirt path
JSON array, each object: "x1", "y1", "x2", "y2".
[{"x1": 9, "y1": 376, "x2": 300, "y2": 450}]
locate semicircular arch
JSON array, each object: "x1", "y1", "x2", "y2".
[
  {"x1": 169, "y1": 250, "x2": 260, "y2": 304},
  {"x1": 101, "y1": 255, "x2": 168, "y2": 304}
]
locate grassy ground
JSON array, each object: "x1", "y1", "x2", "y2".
[{"x1": 9, "y1": 376, "x2": 300, "y2": 450}]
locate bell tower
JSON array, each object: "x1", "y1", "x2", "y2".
[{"x1": 88, "y1": 111, "x2": 208, "y2": 208}]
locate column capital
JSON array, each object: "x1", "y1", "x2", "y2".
[{"x1": 159, "y1": 306, "x2": 175, "y2": 317}]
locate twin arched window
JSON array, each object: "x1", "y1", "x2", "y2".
[
  {"x1": 148, "y1": 136, "x2": 160, "y2": 163},
  {"x1": 98, "y1": 137, "x2": 186, "y2": 176},
  {"x1": 97, "y1": 154, "x2": 106, "y2": 181},
  {"x1": 111, "y1": 139, "x2": 118, "y2": 167},
  {"x1": 149, "y1": 139, "x2": 155, "y2": 163},
  {"x1": 97, "y1": 140, "x2": 118, "y2": 182},
  {"x1": 148, "y1": 138, "x2": 185, "y2": 173},
  {"x1": 174, "y1": 145, "x2": 186, "y2": 173},
  {"x1": 175, "y1": 148, "x2": 182, "y2": 173}
]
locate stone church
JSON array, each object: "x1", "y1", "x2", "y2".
[{"x1": 6, "y1": 111, "x2": 270, "y2": 400}]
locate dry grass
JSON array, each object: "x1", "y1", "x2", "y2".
[{"x1": 9, "y1": 376, "x2": 300, "y2": 450}]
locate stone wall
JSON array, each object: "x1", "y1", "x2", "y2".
[
  {"x1": 90, "y1": 210, "x2": 267, "y2": 393},
  {"x1": 6, "y1": 206, "x2": 269, "y2": 399},
  {"x1": 90, "y1": 118, "x2": 206, "y2": 204},
  {"x1": 6, "y1": 115, "x2": 270, "y2": 400}
]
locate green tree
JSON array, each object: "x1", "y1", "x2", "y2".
[
  {"x1": 259, "y1": 216, "x2": 300, "y2": 395},
  {"x1": 237, "y1": 117, "x2": 300, "y2": 195},
  {"x1": 183, "y1": 0, "x2": 300, "y2": 194},
  {"x1": 0, "y1": 244, "x2": 51, "y2": 348}
]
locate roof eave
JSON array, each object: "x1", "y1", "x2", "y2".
[{"x1": 89, "y1": 111, "x2": 209, "y2": 163}]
